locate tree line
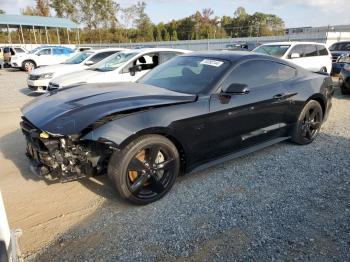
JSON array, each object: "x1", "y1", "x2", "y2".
[{"x1": 0, "y1": 1, "x2": 285, "y2": 44}]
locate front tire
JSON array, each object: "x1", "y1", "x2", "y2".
[
  {"x1": 320, "y1": 66, "x2": 327, "y2": 73},
  {"x1": 22, "y1": 60, "x2": 36, "y2": 72},
  {"x1": 108, "y1": 135, "x2": 180, "y2": 205},
  {"x1": 291, "y1": 100, "x2": 323, "y2": 145}
]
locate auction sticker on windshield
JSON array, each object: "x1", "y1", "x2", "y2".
[{"x1": 200, "y1": 59, "x2": 224, "y2": 67}]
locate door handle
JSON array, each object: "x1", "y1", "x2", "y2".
[
  {"x1": 273, "y1": 93, "x2": 286, "y2": 99},
  {"x1": 273, "y1": 92, "x2": 297, "y2": 100}
]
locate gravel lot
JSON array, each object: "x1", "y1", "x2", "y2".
[{"x1": 0, "y1": 69, "x2": 349, "y2": 261}]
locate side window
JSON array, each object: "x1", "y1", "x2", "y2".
[
  {"x1": 122, "y1": 53, "x2": 160, "y2": 73},
  {"x1": 339, "y1": 43, "x2": 350, "y2": 51},
  {"x1": 222, "y1": 60, "x2": 296, "y2": 89},
  {"x1": 37, "y1": 48, "x2": 52, "y2": 55},
  {"x1": 53, "y1": 48, "x2": 65, "y2": 55},
  {"x1": 10, "y1": 48, "x2": 15, "y2": 55},
  {"x1": 89, "y1": 51, "x2": 116, "y2": 63},
  {"x1": 317, "y1": 45, "x2": 329, "y2": 56},
  {"x1": 289, "y1": 45, "x2": 304, "y2": 57},
  {"x1": 159, "y1": 52, "x2": 181, "y2": 64},
  {"x1": 14, "y1": 48, "x2": 25, "y2": 53},
  {"x1": 304, "y1": 45, "x2": 318, "y2": 57}
]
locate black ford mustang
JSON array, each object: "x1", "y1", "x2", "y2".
[{"x1": 21, "y1": 52, "x2": 333, "y2": 204}]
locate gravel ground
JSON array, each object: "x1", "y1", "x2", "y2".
[{"x1": 24, "y1": 78, "x2": 350, "y2": 261}]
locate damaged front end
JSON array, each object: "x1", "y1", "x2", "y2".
[{"x1": 20, "y1": 117, "x2": 113, "y2": 182}]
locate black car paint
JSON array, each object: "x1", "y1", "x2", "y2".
[
  {"x1": 339, "y1": 66, "x2": 350, "y2": 92},
  {"x1": 22, "y1": 82, "x2": 197, "y2": 135},
  {"x1": 21, "y1": 52, "x2": 333, "y2": 175}
]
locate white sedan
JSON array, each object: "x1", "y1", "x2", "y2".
[
  {"x1": 48, "y1": 48, "x2": 191, "y2": 90},
  {"x1": 27, "y1": 48, "x2": 126, "y2": 93}
]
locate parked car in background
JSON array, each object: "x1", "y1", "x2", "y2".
[
  {"x1": 27, "y1": 48, "x2": 126, "y2": 93},
  {"x1": 74, "y1": 46, "x2": 92, "y2": 52},
  {"x1": 0, "y1": 46, "x2": 27, "y2": 67},
  {"x1": 21, "y1": 52, "x2": 333, "y2": 204},
  {"x1": 253, "y1": 42, "x2": 332, "y2": 73},
  {"x1": 328, "y1": 41, "x2": 350, "y2": 75},
  {"x1": 11, "y1": 46, "x2": 74, "y2": 71},
  {"x1": 48, "y1": 48, "x2": 190, "y2": 90},
  {"x1": 339, "y1": 63, "x2": 350, "y2": 94},
  {"x1": 224, "y1": 42, "x2": 259, "y2": 51}
]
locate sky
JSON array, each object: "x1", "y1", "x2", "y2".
[{"x1": 1, "y1": 0, "x2": 350, "y2": 28}]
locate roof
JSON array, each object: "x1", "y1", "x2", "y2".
[
  {"x1": 123, "y1": 48, "x2": 191, "y2": 54},
  {"x1": 0, "y1": 14, "x2": 78, "y2": 29},
  {"x1": 182, "y1": 51, "x2": 264, "y2": 62},
  {"x1": 93, "y1": 48, "x2": 127, "y2": 53},
  {"x1": 261, "y1": 41, "x2": 327, "y2": 46}
]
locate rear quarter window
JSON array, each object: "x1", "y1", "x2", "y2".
[{"x1": 317, "y1": 45, "x2": 329, "y2": 56}]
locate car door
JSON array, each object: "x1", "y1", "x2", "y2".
[
  {"x1": 36, "y1": 48, "x2": 52, "y2": 66},
  {"x1": 206, "y1": 59, "x2": 296, "y2": 160}
]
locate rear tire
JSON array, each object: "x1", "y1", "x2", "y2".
[
  {"x1": 22, "y1": 60, "x2": 36, "y2": 72},
  {"x1": 291, "y1": 100, "x2": 323, "y2": 145},
  {"x1": 108, "y1": 135, "x2": 180, "y2": 205},
  {"x1": 320, "y1": 67, "x2": 327, "y2": 73}
]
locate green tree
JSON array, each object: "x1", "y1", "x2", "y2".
[
  {"x1": 164, "y1": 31, "x2": 170, "y2": 41},
  {"x1": 49, "y1": 0, "x2": 78, "y2": 22},
  {"x1": 36, "y1": 0, "x2": 50, "y2": 16},
  {"x1": 172, "y1": 30, "x2": 178, "y2": 41},
  {"x1": 0, "y1": 9, "x2": 5, "y2": 14},
  {"x1": 153, "y1": 25, "x2": 163, "y2": 41},
  {"x1": 134, "y1": 1, "x2": 154, "y2": 41}
]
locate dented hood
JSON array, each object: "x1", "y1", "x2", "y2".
[{"x1": 22, "y1": 82, "x2": 197, "y2": 135}]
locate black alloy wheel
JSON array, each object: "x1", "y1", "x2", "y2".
[
  {"x1": 291, "y1": 100, "x2": 323, "y2": 145},
  {"x1": 300, "y1": 107, "x2": 322, "y2": 142},
  {"x1": 108, "y1": 135, "x2": 179, "y2": 204}
]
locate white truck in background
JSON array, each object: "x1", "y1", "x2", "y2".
[{"x1": 0, "y1": 192, "x2": 22, "y2": 262}]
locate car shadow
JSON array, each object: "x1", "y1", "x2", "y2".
[
  {"x1": 18, "y1": 87, "x2": 43, "y2": 97},
  {"x1": 332, "y1": 86, "x2": 350, "y2": 100},
  {"x1": 4, "y1": 68, "x2": 22, "y2": 72}
]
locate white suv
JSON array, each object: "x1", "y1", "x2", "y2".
[
  {"x1": 11, "y1": 46, "x2": 74, "y2": 71},
  {"x1": 253, "y1": 42, "x2": 332, "y2": 74},
  {"x1": 27, "y1": 48, "x2": 126, "y2": 93}
]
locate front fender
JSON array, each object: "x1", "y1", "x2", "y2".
[{"x1": 82, "y1": 98, "x2": 209, "y2": 150}]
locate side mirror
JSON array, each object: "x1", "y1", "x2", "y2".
[
  {"x1": 129, "y1": 65, "x2": 142, "y2": 76},
  {"x1": 290, "y1": 53, "x2": 301, "y2": 59},
  {"x1": 85, "y1": 60, "x2": 94, "y2": 66},
  {"x1": 224, "y1": 83, "x2": 250, "y2": 95}
]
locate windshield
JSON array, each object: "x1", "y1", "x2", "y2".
[
  {"x1": 28, "y1": 47, "x2": 42, "y2": 54},
  {"x1": 63, "y1": 51, "x2": 92, "y2": 64},
  {"x1": 329, "y1": 42, "x2": 350, "y2": 51},
  {"x1": 138, "y1": 56, "x2": 230, "y2": 94},
  {"x1": 253, "y1": 45, "x2": 291, "y2": 57},
  {"x1": 90, "y1": 51, "x2": 139, "y2": 72}
]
